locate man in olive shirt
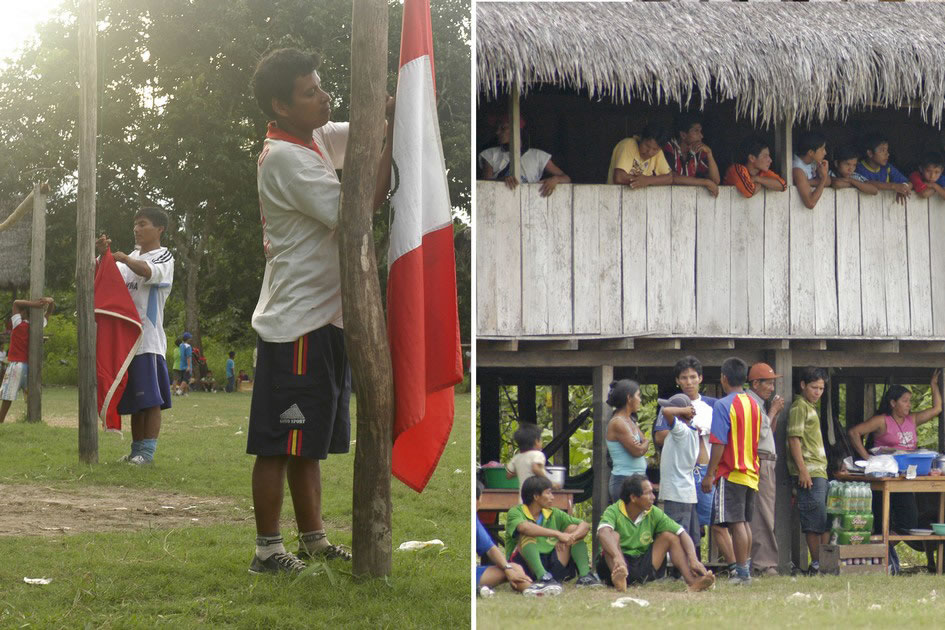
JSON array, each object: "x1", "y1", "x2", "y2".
[
  {"x1": 505, "y1": 475, "x2": 601, "y2": 592},
  {"x1": 597, "y1": 474, "x2": 715, "y2": 592}
]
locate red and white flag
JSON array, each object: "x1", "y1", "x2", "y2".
[
  {"x1": 94, "y1": 249, "x2": 142, "y2": 431},
  {"x1": 388, "y1": 0, "x2": 464, "y2": 493}
]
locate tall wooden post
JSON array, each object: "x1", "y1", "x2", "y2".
[
  {"x1": 509, "y1": 81, "x2": 521, "y2": 182},
  {"x1": 26, "y1": 182, "x2": 46, "y2": 423},
  {"x1": 341, "y1": 0, "x2": 391, "y2": 578},
  {"x1": 591, "y1": 364, "x2": 613, "y2": 560},
  {"x1": 76, "y1": 0, "x2": 98, "y2": 462},
  {"x1": 774, "y1": 110, "x2": 795, "y2": 184},
  {"x1": 479, "y1": 379, "x2": 501, "y2": 463},
  {"x1": 551, "y1": 384, "x2": 569, "y2": 467},
  {"x1": 517, "y1": 383, "x2": 536, "y2": 424},
  {"x1": 771, "y1": 348, "x2": 794, "y2": 572}
]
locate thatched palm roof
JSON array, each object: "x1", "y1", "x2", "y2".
[{"x1": 477, "y1": 3, "x2": 945, "y2": 126}]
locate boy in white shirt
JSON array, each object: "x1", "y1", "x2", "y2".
[
  {"x1": 246, "y1": 48, "x2": 393, "y2": 574},
  {"x1": 95, "y1": 207, "x2": 174, "y2": 465}
]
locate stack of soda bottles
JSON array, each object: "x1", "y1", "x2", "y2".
[{"x1": 827, "y1": 480, "x2": 874, "y2": 545}]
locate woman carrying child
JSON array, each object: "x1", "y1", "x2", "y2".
[{"x1": 605, "y1": 379, "x2": 649, "y2": 503}]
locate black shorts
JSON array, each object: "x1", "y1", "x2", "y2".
[
  {"x1": 509, "y1": 549, "x2": 576, "y2": 582},
  {"x1": 596, "y1": 548, "x2": 666, "y2": 586},
  {"x1": 246, "y1": 325, "x2": 351, "y2": 460},
  {"x1": 712, "y1": 477, "x2": 756, "y2": 525}
]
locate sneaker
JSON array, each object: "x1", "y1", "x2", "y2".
[
  {"x1": 128, "y1": 455, "x2": 152, "y2": 466},
  {"x1": 116, "y1": 454, "x2": 132, "y2": 463},
  {"x1": 478, "y1": 586, "x2": 495, "y2": 598},
  {"x1": 575, "y1": 573, "x2": 603, "y2": 587},
  {"x1": 297, "y1": 543, "x2": 352, "y2": 562},
  {"x1": 248, "y1": 551, "x2": 307, "y2": 575},
  {"x1": 522, "y1": 580, "x2": 562, "y2": 597},
  {"x1": 804, "y1": 564, "x2": 821, "y2": 577},
  {"x1": 728, "y1": 573, "x2": 752, "y2": 586}
]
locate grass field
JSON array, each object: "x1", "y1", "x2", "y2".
[
  {"x1": 477, "y1": 572, "x2": 945, "y2": 629},
  {"x1": 0, "y1": 387, "x2": 472, "y2": 629}
]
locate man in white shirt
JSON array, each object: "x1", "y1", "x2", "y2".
[
  {"x1": 246, "y1": 48, "x2": 393, "y2": 575},
  {"x1": 95, "y1": 207, "x2": 174, "y2": 465}
]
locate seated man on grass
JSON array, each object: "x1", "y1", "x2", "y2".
[
  {"x1": 597, "y1": 474, "x2": 715, "y2": 592},
  {"x1": 505, "y1": 475, "x2": 601, "y2": 594}
]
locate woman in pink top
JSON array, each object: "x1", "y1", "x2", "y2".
[
  {"x1": 848, "y1": 371, "x2": 942, "y2": 460},
  {"x1": 847, "y1": 371, "x2": 942, "y2": 573}
]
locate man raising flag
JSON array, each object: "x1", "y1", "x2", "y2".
[{"x1": 388, "y1": 0, "x2": 464, "y2": 492}]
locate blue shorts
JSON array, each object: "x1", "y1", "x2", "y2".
[
  {"x1": 694, "y1": 465, "x2": 714, "y2": 527},
  {"x1": 793, "y1": 476, "x2": 829, "y2": 534},
  {"x1": 476, "y1": 566, "x2": 487, "y2": 586},
  {"x1": 117, "y1": 353, "x2": 172, "y2": 415}
]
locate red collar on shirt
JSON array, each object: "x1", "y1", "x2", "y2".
[{"x1": 266, "y1": 121, "x2": 325, "y2": 159}]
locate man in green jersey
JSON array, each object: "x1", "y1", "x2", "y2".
[
  {"x1": 597, "y1": 474, "x2": 715, "y2": 592},
  {"x1": 505, "y1": 475, "x2": 602, "y2": 594}
]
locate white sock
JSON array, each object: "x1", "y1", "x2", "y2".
[
  {"x1": 299, "y1": 530, "x2": 329, "y2": 553},
  {"x1": 255, "y1": 534, "x2": 286, "y2": 560}
]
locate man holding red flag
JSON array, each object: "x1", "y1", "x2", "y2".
[{"x1": 388, "y1": 0, "x2": 464, "y2": 493}]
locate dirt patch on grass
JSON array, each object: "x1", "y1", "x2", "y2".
[{"x1": 0, "y1": 483, "x2": 245, "y2": 536}]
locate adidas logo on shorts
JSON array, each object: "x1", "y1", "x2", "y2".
[{"x1": 279, "y1": 403, "x2": 306, "y2": 425}]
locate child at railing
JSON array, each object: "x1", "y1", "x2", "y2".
[
  {"x1": 908, "y1": 152, "x2": 945, "y2": 201},
  {"x1": 663, "y1": 112, "x2": 721, "y2": 198},
  {"x1": 607, "y1": 124, "x2": 673, "y2": 190},
  {"x1": 478, "y1": 114, "x2": 570, "y2": 197},
  {"x1": 723, "y1": 136, "x2": 786, "y2": 198},
  {"x1": 792, "y1": 131, "x2": 831, "y2": 209},
  {"x1": 855, "y1": 132, "x2": 912, "y2": 205},
  {"x1": 829, "y1": 145, "x2": 877, "y2": 195}
]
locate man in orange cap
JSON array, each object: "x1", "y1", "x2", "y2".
[{"x1": 745, "y1": 362, "x2": 785, "y2": 576}]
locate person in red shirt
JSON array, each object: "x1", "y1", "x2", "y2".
[
  {"x1": 908, "y1": 152, "x2": 945, "y2": 201},
  {"x1": 0, "y1": 297, "x2": 55, "y2": 423}
]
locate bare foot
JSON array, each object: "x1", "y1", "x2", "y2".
[
  {"x1": 612, "y1": 564, "x2": 628, "y2": 592},
  {"x1": 687, "y1": 571, "x2": 715, "y2": 593}
]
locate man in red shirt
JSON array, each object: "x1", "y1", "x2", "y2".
[{"x1": 0, "y1": 297, "x2": 55, "y2": 423}]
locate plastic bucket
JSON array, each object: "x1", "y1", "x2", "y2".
[{"x1": 893, "y1": 452, "x2": 936, "y2": 475}]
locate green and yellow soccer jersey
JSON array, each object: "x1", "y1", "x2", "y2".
[
  {"x1": 504, "y1": 504, "x2": 583, "y2": 558},
  {"x1": 597, "y1": 501, "x2": 684, "y2": 558}
]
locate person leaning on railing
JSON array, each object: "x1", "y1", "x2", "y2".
[
  {"x1": 607, "y1": 124, "x2": 673, "y2": 191},
  {"x1": 478, "y1": 114, "x2": 570, "y2": 197},
  {"x1": 663, "y1": 112, "x2": 721, "y2": 198}
]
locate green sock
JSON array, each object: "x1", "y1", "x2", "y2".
[
  {"x1": 571, "y1": 539, "x2": 590, "y2": 576},
  {"x1": 519, "y1": 542, "x2": 547, "y2": 578}
]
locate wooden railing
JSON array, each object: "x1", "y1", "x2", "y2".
[{"x1": 476, "y1": 182, "x2": 945, "y2": 339}]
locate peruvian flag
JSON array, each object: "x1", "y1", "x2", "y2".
[
  {"x1": 94, "y1": 249, "x2": 142, "y2": 431},
  {"x1": 388, "y1": 0, "x2": 463, "y2": 492}
]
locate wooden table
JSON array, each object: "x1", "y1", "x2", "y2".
[
  {"x1": 477, "y1": 488, "x2": 581, "y2": 540},
  {"x1": 836, "y1": 472, "x2": 945, "y2": 574}
]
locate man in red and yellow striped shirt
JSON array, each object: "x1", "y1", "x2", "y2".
[{"x1": 701, "y1": 357, "x2": 761, "y2": 585}]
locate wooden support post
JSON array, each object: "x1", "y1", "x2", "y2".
[
  {"x1": 771, "y1": 349, "x2": 794, "y2": 573},
  {"x1": 591, "y1": 364, "x2": 613, "y2": 560},
  {"x1": 509, "y1": 80, "x2": 521, "y2": 183},
  {"x1": 939, "y1": 370, "x2": 944, "y2": 453},
  {"x1": 26, "y1": 182, "x2": 45, "y2": 423},
  {"x1": 480, "y1": 380, "x2": 502, "y2": 463},
  {"x1": 864, "y1": 383, "x2": 877, "y2": 419},
  {"x1": 518, "y1": 384, "x2": 537, "y2": 424},
  {"x1": 551, "y1": 384, "x2": 569, "y2": 467},
  {"x1": 343, "y1": 0, "x2": 391, "y2": 578},
  {"x1": 774, "y1": 110, "x2": 795, "y2": 185},
  {"x1": 76, "y1": 0, "x2": 98, "y2": 462},
  {"x1": 846, "y1": 379, "x2": 865, "y2": 428}
]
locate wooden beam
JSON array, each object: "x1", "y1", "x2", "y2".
[
  {"x1": 344, "y1": 0, "x2": 391, "y2": 578},
  {"x1": 26, "y1": 182, "x2": 45, "y2": 423},
  {"x1": 846, "y1": 379, "x2": 865, "y2": 428},
  {"x1": 518, "y1": 384, "x2": 537, "y2": 424},
  {"x1": 551, "y1": 384, "x2": 569, "y2": 468},
  {"x1": 480, "y1": 380, "x2": 501, "y2": 463},
  {"x1": 76, "y1": 0, "x2": 98, "y2": 463},
  {"x1": 478, "y1": 339, "x2": 518, "y2": 352},
  {"x1": 900, "y1": 340, "x2": 945, "y2": 353},
  {"x1": 827, "y1": 340, "x2": 899, "y2": 353},
  {"x1": 790, "y1": 339, "x2": 827, "y2": 351},
  {"x1": 509, "y1": 80, "x2": 521, "y2": 183},
  {"x1": 682, "y1": 338, "x2": 735, "y2": 351},
  {"x1": 735, "y1": 338, "x2": 790, "y2": 350},
  {"x1": 633, "y1": 338, "x2": 681, "y2": 351},
  {"x1": 774, "y1": 110, "x2": 795, "y2": 184},
  {"x1": 592, "y1": 364, "x2": 613, "y2": 561},
  {"x1": 518, "y1": 339, "x2": 578, "y2": 351},
  {"x1": 771, "y1": 348, "x2": 794, "y2": 573},
  {"x1": 579, "y1": 338, "x2": 634, "y2": 350}
]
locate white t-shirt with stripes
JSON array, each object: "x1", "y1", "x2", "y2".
[{"x1": 117, "y1": 246, "x2": 174, "y2": 355}]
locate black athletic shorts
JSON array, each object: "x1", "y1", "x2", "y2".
[
  {"x1": 596, "y1": 548, "x2": 665, "y2": 586},
  {"x1": 509, "y1": 549, "x2": 577, "y2": 582},
  {"x1": 246, "y1": 324, "x2": 351, "y2": 460}
]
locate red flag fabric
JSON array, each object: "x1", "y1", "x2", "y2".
[
  {"x1": 94, "y1": 249, "x2": 142, "y2": 431},
  {"x1": 388, "y1": 0, "x2": 464, "y2": 492}
]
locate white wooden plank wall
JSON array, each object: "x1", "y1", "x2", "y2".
[
  {"x1": 670, "y1": 187, "x2": 697, "y2": 334},
  {"x1": 930, "y1": 196, "x2": 945, "y2": 336},
  {"x1": 882, "y1": 194, "x2": 911, "y2": 336},
  {"x1": 646, "y1": 186, "x2": 673, "y2": 334},
  {"x1": 813, "y1": 188, "x2": 839, "y2": 336},
  {"x1": 763, "y1": 190, "x2": 790, "y2": 335},
  {"x1": 696, "y1": 187, "x2": 731, "y2": 335},
  {"x1": 476, "y1": 183, "x2": 945, "y2": 340},
  {"x1": 906, "y1": 198, "x2": 933, "y2": 336},
  {"x1": 622, "y1": 188, "x2": 648, "y2": 334},
  {"x1": 835, "y1": 189, "x2": 863, "y2": 335},
  {"x1": 789, "y1": 190, "x2": 815, "y2": 335},
  {"x1": 858, "y1": 193, "x2": 887, "y2": 336}
]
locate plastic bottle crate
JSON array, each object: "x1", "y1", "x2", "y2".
[{"x1": 820, "y1": 544, "x2": 887, "y2": 575}]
